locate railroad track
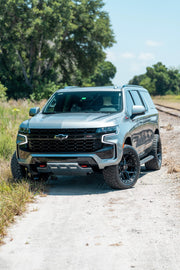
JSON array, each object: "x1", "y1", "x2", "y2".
[{"x1": 155, "y1": 103, "x2": 180, "y2": 118}]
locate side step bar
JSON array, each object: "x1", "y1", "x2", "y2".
[{"x1": 140, "y1": 155, "x2": 154, "y2": 165}]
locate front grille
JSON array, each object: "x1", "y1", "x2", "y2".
[
  {"x1": 29, "y1": 128, "x2": 97, "y2": 139},
  {"x1": 28, "y1": 128, "x2": 102, "y2": 153}
]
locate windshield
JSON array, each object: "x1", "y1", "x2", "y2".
[{"x1": 43, "y1": 91, "x2": 123, "y2": 114}]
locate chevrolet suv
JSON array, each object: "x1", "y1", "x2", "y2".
[{"x1": 11, "y1": 85, "x2": 162, "y2": 189}]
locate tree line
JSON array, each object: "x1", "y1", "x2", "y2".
[
  {"x1": 0, "y1": 0, "x2": 116, "y2": 100},
  {"x1": 129, "y1": 62, "x2": 180, "y2": 96}
]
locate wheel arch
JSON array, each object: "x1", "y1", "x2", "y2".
[
  {"x1": 155, "y1": 129, "x2": 160, "y2": 135},
  {"x1": 124, "y1": 137, "x2": 132, "y2": 146}
]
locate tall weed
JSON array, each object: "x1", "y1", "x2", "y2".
[
  {"x1": 0, "y1": 99, "x2": 46, "y2": 243},
  {"x1": 0, "y1": 180, "x2": 34, "y2": 243}
]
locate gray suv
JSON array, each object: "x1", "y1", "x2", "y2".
[{"x1": 11, "y1": 85, "x2": 162, "y2": 189}]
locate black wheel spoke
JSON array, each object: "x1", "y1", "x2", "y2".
[
  {"x1": 119, "y1": 154, "x2": 138, "y2": 184},
  {"x1": 103, "y1": 145, "x2": 140, "y2": 189}
]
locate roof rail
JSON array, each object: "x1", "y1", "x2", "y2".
[
  {"x1": 64, "y1": 86, "x2": 77, "y2": 89},
  {"x1": 122, "y1": 84, "x2": 143, "y2": 88}
]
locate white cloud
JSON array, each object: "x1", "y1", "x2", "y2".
[
  {"x1": 146, "y1": 40, "x2": 162, "y2": 47},
  {"x1": 121, "y1": 52, "x2": 135, "y2": 59},
  {"x1": 138, "y1": 52, "x2": 155, "y2": 61}
]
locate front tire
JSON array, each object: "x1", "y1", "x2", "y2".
[
  {"x1": 103, "y1": 145, "x2": 140, "y2": 189},
  {"x1": 11, "y1": 151, "x2": 27, "y2": 180}
]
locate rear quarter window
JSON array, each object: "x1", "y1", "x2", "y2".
[{"x1": 140, "y1": 91, "x2": 155, "y2": 109}]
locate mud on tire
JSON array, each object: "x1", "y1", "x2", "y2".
[
  {"x1": 103, "y1": 145, "x2": 140, "y2": 189},
  {"x1": 145, "y1": 134, "x2": 162, "y2": 170}
]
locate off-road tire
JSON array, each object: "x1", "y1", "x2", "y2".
[
  {"x1": 145, "y1": 134, "x2": 162, "y2": 170},
  {"x1": 103, "y1": 145, "x2": 140, "y2": 189},
  {"x1": 11, "y1": 151, "x2": 26, "y2": 180}
]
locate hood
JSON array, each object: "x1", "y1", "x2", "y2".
[{"x1": 28, "y1": 112, "x2": 119, "y2": 129}]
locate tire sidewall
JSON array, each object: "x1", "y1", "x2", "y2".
[
  {"x1": 154, "y1": 134, "x2": 162, "y2": 169},
  {"x1": 117, "y1": 145, "x2": 140, "y2": 188},
  {"x1": 103, "y1": 145, "x2": 140, "y2": 189},
  {"x1": 11, "y1": 151, "x2": 26, "y2": 180},
  {"x1": 145, "y1": 134, "x2": 162, "y2": 170}
]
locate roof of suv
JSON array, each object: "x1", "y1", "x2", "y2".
[
  {"x1": 57, "y1": 85, "x2": 145, "y2": 93},
  {"x1": 58, "y1": 86, "x2": 120, "y2": 93}
]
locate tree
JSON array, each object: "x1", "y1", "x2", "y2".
[
  {"x1": 167, "y1": 68, "x2": 180, "y2": 95},
  {"x1": 129, "y1": 74, "x2": 146, "y2": 86},
  {"x1": 146, "y1": 62, "x2": 169, "y2": 95},
  {"x1": 139, "y1": 77, "x2": 156, "y2": 95},
  {"x1": 0, "y1": 0, "x2": 115, "y2": 98},
  {"x1": 129, "y1": 62, "x2": 180, "y2": 95},
  {"x1": 91, "y1": 61, "x2": 116, "y2": 86},
  {"x1": 81, "y1": 60, "x2": 116, "y2": 86}
]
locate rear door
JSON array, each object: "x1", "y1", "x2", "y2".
[
  {"x1": 139, "y1": 90, "x2": 158, "y2": 152},
  {"x1": 131, "y1": 89, "x2": 156, "y2": 156},
  {"x1": 126, "y1": 89, "x2": 154, "y2": 157}
]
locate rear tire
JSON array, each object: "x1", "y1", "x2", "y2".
[
  {"x1": 11, "y1": 151, "x2": 27, "y2": 180},
  {"x1": 145, "y1": 134, "x2": 162, "y2": 170},
  {"x1": 103, "y1": 145, "x2": 140, "y2": 189}
]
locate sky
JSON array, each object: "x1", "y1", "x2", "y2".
[{"x1": 104, "y1": 0, "x2": 180, "y2": 85}]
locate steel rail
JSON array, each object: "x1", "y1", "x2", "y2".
[{"x1": 155, "y1": 104, "x2": 180, "y2": 118}]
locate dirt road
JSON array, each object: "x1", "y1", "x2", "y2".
[{"x1": 0, "y1": 112, "x2": 180, "y2": 270}]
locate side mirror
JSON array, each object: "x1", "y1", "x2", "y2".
[
  {"x1": 131, "y1": 105, "x2": 145, "y2": 117},
  {"x1": 29, "y1": 107, "x2": 40, "y2": 117}
]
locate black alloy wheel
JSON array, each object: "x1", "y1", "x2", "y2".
[
  {"x1": 119, "y1": 152, "x2": 139, "y2": 185},
  {"x1": 103, "y1": 145, "x2": 140, "y2": 189}
]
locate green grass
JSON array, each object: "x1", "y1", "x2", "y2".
[
  {"x1": 0, "y1": 99, "x2": 33, "y2": 160},
  {"x1": 0, "y1": 181, "x2": 34, "y2": 242},
  {"x1": 153, "y1": 95, "x2": 180, "y2": 110},
  {"x1": 0, "y1": 99, "x2": 46, "y2": 244}
]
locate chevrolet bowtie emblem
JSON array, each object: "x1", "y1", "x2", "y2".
[{"x1": 54, "y1": 134, "x2": 68, "y2": 140}]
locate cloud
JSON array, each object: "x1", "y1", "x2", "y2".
[
  {"x1": 121, "y1": 52, "x2": 135, "y2": 59},
  {"x1": 138, "y1": 53, "x2": 155, "y2": 61},
  {"x1": 146, "y1": 40, "x2": 162, "y2": 47}
]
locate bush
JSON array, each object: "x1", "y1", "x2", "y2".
[
  {"x1": 165, "y1": 90, "x2": 176, "y2": 95},
  {"x1": 0, "y1": 82, "x2": 7, "y2": 101}
]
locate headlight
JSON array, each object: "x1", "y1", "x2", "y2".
[
  {"x1": 16, "y1": 134, "x2": 28, "y2": 145},
  {"x1": 17, "y1": 126, "x2": 29, "y2": 145},
  {"x1": 96, "y1": 126, "x2": 118, "y2": 134},
  {"x1": 18, "y1": 127, "x2": 30, "y2": 134}
]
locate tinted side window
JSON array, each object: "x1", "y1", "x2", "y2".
[
  {"x1": 126, "y1": 91, "x2": 134, "y2": 116},
  {"x1": 141, "y1": 91, "x2": 155, "y2": 109},
  {"x1": 130, "y1": 90, "x2": 143, "y2": 106},
  {"x1": 139, "y1": 91, "x2": 148, "y2": 110}
]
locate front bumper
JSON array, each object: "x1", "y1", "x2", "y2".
[{"x1": 17, "y1": 132, "x2": 123, "y2": 173}]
